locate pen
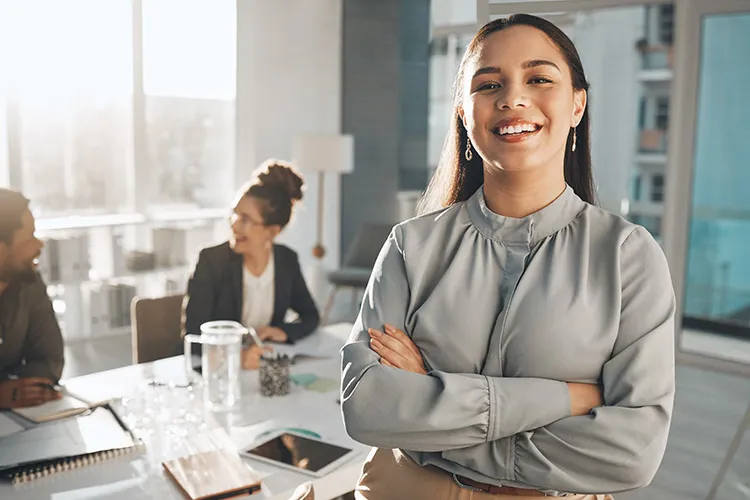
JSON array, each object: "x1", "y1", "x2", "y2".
[
  {"x1": 246, "y1": 326, "x2": 265, "y2": 348},
  {"x1": 105, "y1": 403, "x2": 136, "y2": 440},
  {"x1": 36, "y1": 382, "x2": 64, "y2": 392}
]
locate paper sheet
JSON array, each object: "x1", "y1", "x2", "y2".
[
  {"x1": 267, "y1": 330, "x2": 347, "y2": 361},
  {"x1": 0, "y1": 413, "x2": 24, "y2": 439}
]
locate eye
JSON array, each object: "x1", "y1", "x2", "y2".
[
  {"x1": 529, "y1": 77, "x2": 553, "y2": 84},
  {"x1": 476, "y1": 82, "x2": 501, "y2": 92}
]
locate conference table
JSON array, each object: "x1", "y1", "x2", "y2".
[{"x1": 0, "y1": 323, "x2": 368, "y2": 500}]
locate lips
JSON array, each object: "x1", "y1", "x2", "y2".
[{"x1": 491, "y1": 120, "x2": 542, "y2": 142}]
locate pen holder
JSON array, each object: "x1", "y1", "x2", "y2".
[{"x1": 259, "y1": 353, "x2": 291, "y2": 397}]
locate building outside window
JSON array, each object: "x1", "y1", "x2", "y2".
[{"x1": 651, "y1": 173, "x2": 665, "y2": 202}]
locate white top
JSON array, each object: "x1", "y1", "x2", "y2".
[{"x1": 241, "y1": 253, "x2": 275, "y2": 330}]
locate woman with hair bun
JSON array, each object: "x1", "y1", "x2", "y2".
[{"x1": 183, "y1": 159, "x2": 320, "y2": 370}]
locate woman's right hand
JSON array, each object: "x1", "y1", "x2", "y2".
[
  {"x1": 241, "y1": 344, "x2": 273, "y2": 370},
  {"x1": 566, "y1": 382, "x2": 603, "y2": 416}
]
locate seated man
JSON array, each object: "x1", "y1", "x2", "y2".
[{"x1": 0, "y1": 189, "x2": 63, "y2": 409}]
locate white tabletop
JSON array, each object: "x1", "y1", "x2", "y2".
[{"x1": 0, "y1": 323, "x2": 368, "y2": 500}]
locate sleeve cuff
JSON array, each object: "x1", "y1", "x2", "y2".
[{"x1": 487, "y1": 377, "x2": 571, "y2": 440}]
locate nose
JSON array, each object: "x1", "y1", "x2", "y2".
[{"x1": 495, "y1": 82, "x2": 529, "y2": 110}]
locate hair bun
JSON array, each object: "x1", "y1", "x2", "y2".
[{"x1": 256, "y1": 160, "x2": 304, "y2": 202}]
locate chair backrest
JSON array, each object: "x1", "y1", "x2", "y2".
[
  {"x1": 131, "y1": 294, "x2": 185, "y2": 364},
  {"x1": 342, "y1": 223, "x2": 394, "y2": 269}
]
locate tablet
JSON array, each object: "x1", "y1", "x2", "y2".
[{"x1": 240, "y1": 431, "x2": 358, "y2": 477}]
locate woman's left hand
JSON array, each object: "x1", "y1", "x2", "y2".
[
  {"x1": 258, "y1": 326, "x2": 288, "y2": 343},
  {"x1": 241, "y1": 344, "x2": 273, "y2": 370},
  {"x1": 368, "y1": 324, "x2": 427, "y2": 375}
]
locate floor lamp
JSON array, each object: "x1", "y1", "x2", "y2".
[{"x1": 292, "y1": 134, "x2": 354, "y2": 304}]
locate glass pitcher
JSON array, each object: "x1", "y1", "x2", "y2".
[{"x1": 184, "y1": 320, "x2": 246, "y2": 411}]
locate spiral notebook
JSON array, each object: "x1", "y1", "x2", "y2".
[{"x1": 0, "y1": 405, "x2": 141, "y2": 484}]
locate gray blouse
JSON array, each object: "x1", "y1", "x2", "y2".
[{"x1": 340, "y1": 185, "x2": 676, "y2": 495}]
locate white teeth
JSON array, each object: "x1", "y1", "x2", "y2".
[{"x1": 497, "y1": 123, "x2": 538, "y2": 135}]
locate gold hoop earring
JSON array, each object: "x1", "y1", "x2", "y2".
[
  {"x1": 465, "y1": 138, "x2": 473, "y2": 161},
  {"x1": 572, "y1": 129, "x2": 577, "y2": 152}
]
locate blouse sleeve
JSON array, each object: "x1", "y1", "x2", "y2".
[
  {"x1": 341, "y1": 226, "x2": 573, "y2": 452},
  {"x1": 442, "y1": 227, "x2": 676, "y2": 493}
]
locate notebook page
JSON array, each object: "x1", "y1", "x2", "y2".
[
  {"x1": 0, "y1": 407, "x2": 136, "y2": 469},
  {"x1": 0, "y1": 414, "x2": 24, "y2": 438}
]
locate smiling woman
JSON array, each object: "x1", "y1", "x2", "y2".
[
  {"x1": 182, "y1": 160, "x2": 320, "y2": 370},
  {"x1": 419, "y1": 15, "x2": 595, "y2": 216},
  {"x1": 341, "y1": 14, "x2": 674, "y2": 500}
]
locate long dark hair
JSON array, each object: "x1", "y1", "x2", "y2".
[{"x1": 417, "y1": 14, "x2": 596, "y2": 215}]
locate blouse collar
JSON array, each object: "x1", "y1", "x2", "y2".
[{"x1": 466, "y1": 184, "x2": 586, "y2": 246}]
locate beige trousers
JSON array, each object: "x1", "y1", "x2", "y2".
[{"x1": 354, "y1": 448, "x2": 614, "y2": 500}]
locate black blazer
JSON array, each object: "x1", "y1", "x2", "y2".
[{"x1": 182, "y1": 242, "x2": 320, "y2": 343}]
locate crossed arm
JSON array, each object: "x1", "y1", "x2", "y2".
[
  {"x1": 340, "y1": 227, "x2": 676, "y2": 494},
  {"x1": 370, "y1": 324, "x2": 602, "y2": 418}
]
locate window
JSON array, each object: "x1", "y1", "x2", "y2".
[
  {"x1": 0, "y1": 0, "x2": 237, "y2": 214},
  {"x1": 0, "y1": 0, "x2": 133, "y2": 216},
  {"x1": 638, "y1": 97, "x2": 647, "y2": 130},
  {"x1": 656, "y1": 97, "x2": 670, "y2": 130},
  {"x1": 684, "y1": 13, "x2": 750, "y2": 330},
  {"x1": 633, "y1": 174, "x2": 642, "y2": 201},
  {"x1": 651, "y1": 174, "x2": 664, "y2": 202},
  {"x1": 143, "y1": 0, "x2": 236, "y2": 209},
  {"x1": 429, "y1": 38, "x2": 449, "y2": 56},
  {"x1": 658, "y1": 4, "x2": 675, "y2": 44},
  {"x1": 630, "y1": 214, "x2": 662, "y2": 238}
]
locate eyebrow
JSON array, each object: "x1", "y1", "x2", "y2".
[{"x1": 472, "y1": 59, "x2": 561, "y2": 79}]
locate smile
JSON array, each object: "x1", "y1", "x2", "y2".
[{"x1": 491, "y1": 122, "x2": 542, "y2": 142}]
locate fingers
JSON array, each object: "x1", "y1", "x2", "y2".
[
  {"x1": 13, "y1": 386, "x2": 53, "y2": 407},
  {"x1": 257, "y1": 328, "x2": 272, "y2": 340},
  {"x1": 19, "y1": 377, "x2": 54, "y2": 387},
  {"x1": 258, "y1": 328, "x2": 287, "y2": 342},
  {"x1": 20, "y1": 378, "x2": 60, "y2": 401},
  {"x1": 368, "y1": 329, "x2": 423, "y2": 373},
  {"x1": 383, "y1": 324, "x2": 421, "y2": 356},
  {"x1": 368, "y1": 329, "x2": 409, "y2": 362},
  {"x1": 19, "y1": 385, "x2": 48, "y2": 401},
  {"x1": 380, "y1": 358, "x2": 395, "y2": 367},
  {"x1": 369, "y1": 335, "x2": 404, "y2": 367},
  {"x1": 369, "y1": 327, "x2": 419, "y2": 360},
  {"x1": 41, "y1": 388, "x2": 61, "y2": 401}
]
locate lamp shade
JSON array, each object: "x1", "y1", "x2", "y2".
[{"x1": 292, "y1": 134, "x2": 354, "y2": 174}]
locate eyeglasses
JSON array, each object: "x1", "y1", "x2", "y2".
[{"x1": 229, "y1": 213, "x2": 266, "y2": 228}]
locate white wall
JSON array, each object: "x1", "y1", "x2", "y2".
[
  {"x1": 431, "y1": 0, "x2": 477, "y2": 27},
  {"x1": 235, "y1": 0, "x2": 343, "y2": 276},
  {"x1": 573, "y1": 8, "x2": 644, "y2": 214}
]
